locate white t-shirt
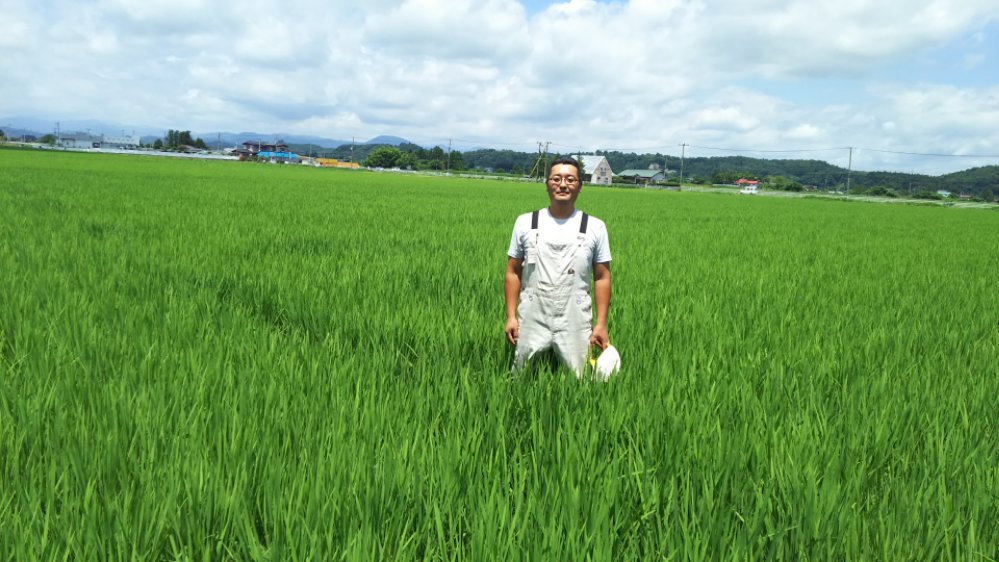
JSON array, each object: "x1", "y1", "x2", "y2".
[{"x1": 507, "y1": 208, "x2": 612, "y2": 264}]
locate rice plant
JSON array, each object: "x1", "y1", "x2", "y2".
[{"x1": 1, "y1": 149, "x2": 996, "y2": 560}]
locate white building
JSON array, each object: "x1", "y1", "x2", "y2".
[
  {"x1": 57, "y1": 132, "x2": 101, "y2": 149},
  {"x1": 56, "y1": 132, "x2": 140, "y2": 149},
  {"x1": 575, "y1": 154, "x2": 614, "y2": 186},
  {"x1": 101, "y1": 134, "x2": 141, "y2": 149}
]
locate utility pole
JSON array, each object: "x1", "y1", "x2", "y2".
[
  {"x1": 846, "y1": 146, "x2": 854, "y2": 194},
  {"x1": 543, "y1": 141, "x2": 550, "y2": 180},
  {"x1": 678, "y1": 142, "x2": 688, "y2": 191},
  {"x1": 446, "y1": 138, "x2": 452, "y2": 174},
  {"x1": 529, "y1": 142, "x2": 543, "y2": 180},
  {"x1": 528, "y1": 141, "x2": 550, "y2": 181},
  {"x1": 350, "y1": 137, "x2": 355, "y2": 162}
]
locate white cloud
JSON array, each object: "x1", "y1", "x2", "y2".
[
  {"x1": 881, "y1": 84, "x2": 999, "y2": 137},
  {"x1": 365, "y1": 0, "x2": 529, "y2": 61},
  {"x1": 786, "y1": 124, "x2": 822, "y2": 140},
  {"x1": 696, "y1": 0, "x2": 998, "y2": 77},
  {"x1": 693, "y1": 106, "x2": 761, "y2": 132},
  {"x1": 1, "y1": 0, "x2": 998, "y2": 173}
]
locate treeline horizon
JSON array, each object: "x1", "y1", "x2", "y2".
[{"x1": 298, "y1": 143, "x2": 998, "y2": 198}]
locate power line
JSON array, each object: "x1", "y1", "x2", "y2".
[
  {"x1": 846, "y1": 147, "x2": 853, "y2": 193},
  {"x1": 547, "y1": 141, "x2": 586, "y2": 151},
  {"x1": 857, "y1": 147, "x2": 999, "y2": 158},
  {"x1": 688, "y1": 144, "x2": 849, "y2": 154},
  {"x1": 395, "y1": 135, "x2": 536, "y2": 149},
  {"x1": 307, "y1": 130, "x2": 999, "y2": 169},
  {"x1": 679, "y1": 142, "x2": 688, "y2": 191}
]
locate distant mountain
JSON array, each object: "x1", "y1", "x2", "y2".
[
  {"x1": 5, "y1": 114, "x2": 441, "y2": 151},
  {"x1": 365, "y1": 135, "x2": 410, "y2": 145},
  {"x1": 1, "y1": 116, "x2": 162, "y2": 137},
  {"x1": 188, "y1": 133, "x2": 418, "y2": 150},
  {"x1": 460, "y1": 150, "x2": 998, "y2": 195},
  {"x1": 1, "y1": 116, "x2": 379, "y2": 150},
  {"x1": 196, "y1": 132, "x2": 352, "y2": 149},
  {"x1": 938, "y1": 165, "x2": 999, "y2": 194}
]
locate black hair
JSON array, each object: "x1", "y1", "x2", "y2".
[{"x1": 547, "y1": 156, "x2": 582, "y2": 181}]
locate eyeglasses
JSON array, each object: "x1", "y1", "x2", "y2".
[{"x1": 549, "y1": 175, "x2": 579, "y2": 186}]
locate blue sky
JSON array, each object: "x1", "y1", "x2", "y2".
[
  {"x1": 2, "y1": 0, "x2": 997, "y2": 175},
  {"x1": 521, "y1": 0, "x2": 581, "y2": 15}
]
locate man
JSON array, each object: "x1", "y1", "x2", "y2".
[{"x1": 504, "y1": 156, "x2": 612, "y2": 375}]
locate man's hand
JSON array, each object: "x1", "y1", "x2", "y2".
[
  {"x1": 590, "y1": 261, "x2": 611, "y2": 351},
  {"x1": 504, "y1": 257, "x2": 524, "y2": 347},
  {"x1": 590, "y1": 323, "x2": 609, "y2": 350},
  {"x1": 505, "y1": 317, "x2": 520, "y2": 346}
]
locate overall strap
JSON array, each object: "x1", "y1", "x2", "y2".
[{"x1": 579, "y1": 212, "x2": 589, "y2": 234}]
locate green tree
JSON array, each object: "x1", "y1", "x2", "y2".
[
  {"x1": 397, "y1": 151, "x2": 418, "y2": 170},
  {"x1": 40, "y1": 134, "x2": 55, "y2": 145},
  {"x1": 153, "y1": 139, "x2": 163, "y2": 150},
  {"x1": 462, "y1": 149, "x2": 537, "y2": 173},
  {"x1": 363, "y1": 146, "x2": 402, "y2": 168},
  {"x1": 766, "y1": 175, "x2": 804, "y2": 192},
  {"x1": 913, "y1": 190, "x2": 942, "y2": 200},
  {"x1": 981, "y1": 187, "x2": 994, "y2": 202},
  {"x1": 711, "y1": 171, "x2": 753, "y2": 185},
  {"x1": 164, "y1": 130, "x2": 197, "y2": 149},
  {"x1": 428, "y1": 146, "x2": 446, "y2": 170},
  {"x1": 866, "y1": 185, "x2": 893, "y2": 197},
  {"x1": 447, "y1": 150, "x2": 465, "y2": 171}
]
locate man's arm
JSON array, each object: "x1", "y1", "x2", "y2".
[
  {"x1": 590, "y1": 262, "x2": 611, "y2": 349},
  {"x1": 504, "y1": 257, "x2": 524, "y2": 346}
]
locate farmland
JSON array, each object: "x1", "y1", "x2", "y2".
[{"x1": 1, "y1": 149, "x2": 997, "y2": 560}]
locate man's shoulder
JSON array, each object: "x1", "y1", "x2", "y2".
[
  {"x1": 582, "y1": 213, "x2": 608, "y2": 232},
  {"x1": 512, "y1": 211, "x2": 537, "y2": 230}
]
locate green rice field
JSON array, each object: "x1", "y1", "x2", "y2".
[{"x1": 1, "y1": 148, "x2": 997, "y2": 560}]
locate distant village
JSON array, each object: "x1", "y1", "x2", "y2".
[
  {"x1": 31, "y1": 131, "x2": 660, "y2": 185},
  {"x1": 35, "y1": 131, "x2": 360, "y2": 170},
  {"x1": 3, "y1": 127, "x2": 995, "y2": 201}
]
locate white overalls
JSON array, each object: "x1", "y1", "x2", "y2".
[{"x1": 514, "y1": 210, "x2": 594, "y2": 376}]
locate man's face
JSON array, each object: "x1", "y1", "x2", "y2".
[{"x1": 547, "y1": 163, "x2": 582, "y2": 205}]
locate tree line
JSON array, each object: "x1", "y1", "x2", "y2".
[
  {"x1": 296, "y1": 141, "x2": 999, "y2": 198},
  {"x1": 461, "y1": 149, "x2": 996, "y2": 198},
  {"x1": 152, "y1": 130, "x2": 208, "y2": 150},
  {"x1": 359, "y1": 144, "x2": 466, "y2": 171}
]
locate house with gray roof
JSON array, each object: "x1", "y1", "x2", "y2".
[{"x1": 616, "y1": 169, "x2": 665, "y2": 185}]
